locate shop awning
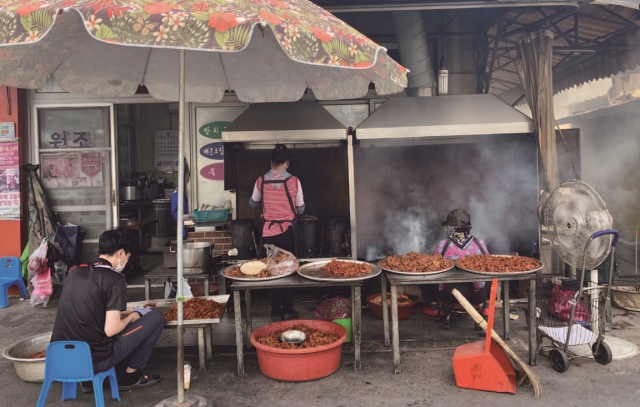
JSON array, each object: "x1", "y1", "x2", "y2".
[
  {"x1": 222, "y1": 101, "x2": 347, "y2": 143},
  {"x1": 356, "y1": 94, "x2": 533, "y2": 140}
]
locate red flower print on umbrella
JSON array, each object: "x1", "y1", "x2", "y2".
[
  {"x1": 208, "y1": 13, "x2": 239, "y2": 32},
  {"x1": 15, "y1": 2, "x2": 45, "y2": 17},
  {"x1": 259, "y1": 10, "x2": 282, "y2": 25},
  {"x1": 311, "y1": 26, "x2": 332, "y2": 42},
  {"x1": 143, "y1": 1, "x2": 175, "y2": 15}
]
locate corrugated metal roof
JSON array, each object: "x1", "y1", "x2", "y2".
[{"x1": 486, "y1": 5, "x2": 640, "y2": 94}]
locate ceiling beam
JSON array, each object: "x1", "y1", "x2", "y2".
[
  {"x1": 322, "y1": 1, "x2": 580, "y2": 13},
  {"x1": 538, "y1": 9, "x2": 576, "y2": 46},
  {"x1": 597, "y1": 5, "x2": 639, "y2": 28},
  {"x1": 502, "y1": 8, "x2": 578, "y2": 38},
  {"x1": 493, "y1": 45, "x2": 636, "y2": 52}
]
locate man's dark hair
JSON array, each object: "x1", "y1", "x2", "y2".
[
  {"x1": 98, "y1": 228, "x2": 137, "y2": 256},
  {"x1": 271, "y1": 144, "x2": 291, "y2": 165}
]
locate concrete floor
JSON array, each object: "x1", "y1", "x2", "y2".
[{"x1": 3, "y1": 282, "x2": 640, "y2": 407}]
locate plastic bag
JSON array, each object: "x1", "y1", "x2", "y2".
[
  {"x1": 315, "y1": 296, "x2": 352, "y2": 320},
  {"x1": 548, "y1": 284, "x2": 590, "y2": 325},
  {"x1": 28, "y1": 239, "x2": 54, "y2": 307},
  {"x1": 164, "y1": 277, "x2": 194, "y2": 300},
  {"x1": 53, "y1": 223, "x2": 84, "y2": 266},
  {"x1": 30, "y1": 269, "x2": 53, "y2": 307},
  {"x1": 28, "y1": 239, "x2": 48, "y2": 276},
  {"x1": 264, "y1": 244, "x2": 299, "y2": 276}
]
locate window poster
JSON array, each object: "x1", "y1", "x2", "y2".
[
  {"x1": 0, "y1": 122, "x2": 15, "y2": 141},
  {"x1": 0, "y1": 142, "x2": 19, "y2": 218},
  {"x1": 41, "y1": 152, "x2": 104, "y2": 188}
]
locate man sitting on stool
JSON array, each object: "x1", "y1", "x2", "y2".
[{"x1": 51, "y1": 228, "x2": 163, "y2": 392}]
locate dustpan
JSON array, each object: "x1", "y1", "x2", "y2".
[{"x1": 453, "y1": 278, "x2": 517, "y2": 394}]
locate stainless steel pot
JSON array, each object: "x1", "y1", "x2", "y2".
[
  {"x1": 120, "y1": 181, "x2": 143, "y2": 201},
  {"x1": 163, "y1": 241, "x2": 213, "y2": 273},
  {"x1": 3, "y1": 332, "x2": 51, "y2": 383}
]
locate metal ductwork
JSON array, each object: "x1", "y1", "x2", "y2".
[{"x1": 392, "y1": 11, "x2": 436, "y2": 96}]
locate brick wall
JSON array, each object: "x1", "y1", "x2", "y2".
[{"x1": 186, "y1": 230, "x2": 232, "y2": 250}]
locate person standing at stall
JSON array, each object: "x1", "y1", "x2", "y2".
[
  {"x1": 249, "y1": 144, "x2": 305, "y2": 322},
  {"x1": 421, "y1": 209, "x2": 491, "y2": 318}
]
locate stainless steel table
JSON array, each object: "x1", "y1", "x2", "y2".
[
  {"x1": 143, "y1": 265, "x2": 211, "y2": 300},
  {"x1": 230, "y1": 274, "x2": 363, "y2": 375},
  {"x1": 381, "y1": 268, "x2": 537, "y2": 373}
]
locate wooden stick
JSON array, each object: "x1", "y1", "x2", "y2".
[{"x1": 452, "y1": 288, "x2": 543, "y2": 398}]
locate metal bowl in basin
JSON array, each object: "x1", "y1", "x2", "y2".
[
  {"x1": 280, "y1": 330, "x2": 306, "y2": 344},
  {"x1": 3, "y1": 332, "x2": 51, "y2": 383}
]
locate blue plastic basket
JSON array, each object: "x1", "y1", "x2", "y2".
[{"x1": 193, "y1": 209, "x2": 230, "y2": 222}]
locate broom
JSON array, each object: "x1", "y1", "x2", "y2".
[{"x1": 452, "y1": 288, "x2": 543, "y2": 398}]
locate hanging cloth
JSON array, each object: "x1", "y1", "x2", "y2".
[{"x1": 26, "y1": 165, "x2": 57, "y2": 256}]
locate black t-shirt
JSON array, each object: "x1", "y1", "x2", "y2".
[{"x1": 51, "y1": 258, "x2": 127, "y2": 363}]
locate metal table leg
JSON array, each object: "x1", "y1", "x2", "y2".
[
  {"x1": 218, "y1": 273, "x2": 227, "y2": 295},
  {"x1": 353, "y1": 285, "x2": 362, "y2": 370},
  {"x1": 245, "y1": 290, "x2": 252, "y2": 348},
  {"x1": 351, "y1": 285, "x2": 355, "y2": 328},
  {"x1": 144, "y1": 278, "x2": 151, "y2": 301},
  {"x1": 204, "y1": 324, "x2": 213, "y2": 361},
  {"x1": 381, "y1": 275, "x2": 390, "y2": 347},
  {"x1": 233, "y1": 290, "x2": 244, "y2": 375},
  {"x1": 197, "y1": 327, "x2": 206, "y2": 372},
  {"x1": 529, "y1": 277, "x2": 537, "y2": 366},
  {"x1": 138, "y1": 206, "x2": 144, "y2": 250},
  {"x1": 204, "y1": 277, "x2": 210, "y2": 297},
  {"x1": 503, "y1": 280, "x2": 510, "y2": 340},
  {"x1": 391, "y1": 284, "x2": 401, "y2": 374}
]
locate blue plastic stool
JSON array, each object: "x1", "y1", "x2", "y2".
[
  {"x1": 0, "y1": 256, "x2": 27, "y2": 308},
  {"x1": 36, "y1": 341, "x2": 121, "y2": 407}
]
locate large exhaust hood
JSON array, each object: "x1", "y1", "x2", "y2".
[
  {"x1": 222, "y1": 101, "x2": 347, "y2": 143},
  {"x1": 356, "y1": 94, "x2": 534, "y2": 140}
]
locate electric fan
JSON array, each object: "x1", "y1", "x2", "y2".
[{"x1": 541, "y1": 180, "x2": 613, "y2": 270}]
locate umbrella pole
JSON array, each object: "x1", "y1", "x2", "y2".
[
  {"x1": 155, "y1": 48, "x2": 210, "y2": 407},
  {"x1": 176, "y1": 48, "x2": 186, "y2": 404}
]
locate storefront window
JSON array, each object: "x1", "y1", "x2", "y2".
[
  {"x1": 39, "y1": 108, "x2": 109, "y2": 148},
  {"x1": 194, "y1": 105, "x2": 246, "y2": 207},
  {"x1": 39, "y1": 108, "x2": 110, "y2": 207},
  {"x1": 37, "y1": 107, "x2": 112, "y2": 261}
]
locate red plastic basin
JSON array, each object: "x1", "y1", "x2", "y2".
[
  {"x1": 366, "y1": 293, "x2": 416, "y2": 320},
  {"x1": 250, "y1": 320, "x2": 347, "y2": 382}
]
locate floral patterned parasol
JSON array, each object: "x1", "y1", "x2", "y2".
[{"x1": 0, "y1": 0, "x2": 408, "y2": 102}]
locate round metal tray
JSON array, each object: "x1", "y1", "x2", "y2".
[
  {"x1": 298, "y1": 260, "x2": 381, "y2": 282},
  {"x1": 221, "y1": 262, "x2": 297, "y2": 282},
  {"x1": 455, "y1": 255, "x2": 543, "y2": 276},
  {"x1": 377, "y1": 260, "x2": 455, "y2": 276}
]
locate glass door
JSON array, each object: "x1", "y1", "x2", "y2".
[{"x1": 35, "y1": 105, "x2": 116, "y2": 262}]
